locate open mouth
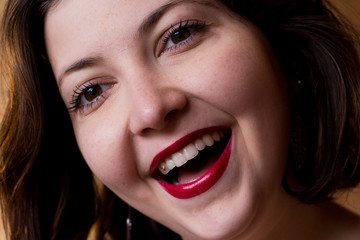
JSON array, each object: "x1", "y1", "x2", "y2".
[{"x1": 152, "y1": 128, "x2": 231, "y2": 188}]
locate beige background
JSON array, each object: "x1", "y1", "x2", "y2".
[{"x1": 0, "y1": 0, "x2": 359, "y2": 239}]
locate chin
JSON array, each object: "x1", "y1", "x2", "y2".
[{"x1": 172, "y1": 182, "x2": 261, "y2": 240}]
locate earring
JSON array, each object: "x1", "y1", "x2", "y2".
[
  {"x1": 126, "y1": 205, "x2": 132, "y2": 240},
  {"x1": 295, "y1": 64, "x2": 304, "y2": 86}
]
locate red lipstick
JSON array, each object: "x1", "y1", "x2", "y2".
[
  {"x1": 150, "y1": 127, "x2": 232, "y2": 199},
  {"x1": 150, "y1": 127, "x2": 228, "y2": 175},
  {"x1": 159, "y1": 137, "x2": 231, "y2": 199}
]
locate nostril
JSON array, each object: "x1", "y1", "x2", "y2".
[
  {"x1": 141, "y1": 127, "x2": 152, "y2": 135},
  {"x1": 140, "y1": 109, "x2": 183, "y2": 135},
  {"x1": 164, "y1": 93, "x2": 188, "y2": 123},
  {"x1": 130, "y1": 89, "x2": 188, "y2": 135},
  {"x1": 164, "y1": 109, "x2": 178, "y2": 122}
]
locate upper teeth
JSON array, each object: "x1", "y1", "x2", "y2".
[{"x1": 158, "y1": 130, "x2": 225, "y2": 175}]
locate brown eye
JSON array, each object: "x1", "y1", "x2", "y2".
[
  {"x1": 84, "y1": 85, "x2": 103, "y2": 102},
  {"x1": 171, "y1": 28, "x2": 191, "y2": 44},
  {"x1": 69, "y1": 82, "x2": 115, "y2": 113},
  {"x1": 159, "y1": 19, "x2": 207, "y2": 55}
]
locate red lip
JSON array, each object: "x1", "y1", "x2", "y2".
[
  {"x1": 150, "y1": 127, "x2": 232, "y2": 199},
  {"x1": 149, "y1": 126, "x2": 228, "y2": 175},
  {"x1": 159, "y1": 137, "x2": 231, "y2": 199}
]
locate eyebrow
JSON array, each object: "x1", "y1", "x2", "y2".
[
  {"x1": 58, "y1": 56, "x2": 104, "y2": 86},
  {"x1": 58, "y1": 0, "x2": 216, "y2": 85},
  {"x1": 139, "y1": 0, "x2": 218, "y2": 35}
]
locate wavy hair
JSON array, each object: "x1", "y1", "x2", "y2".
[{"x1": 1, "y1": 0, "x2": 359, "y2": 239}]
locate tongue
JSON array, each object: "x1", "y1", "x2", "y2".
[{"x1": 177, "y1": 154, "x2": 219, "y2": 185}]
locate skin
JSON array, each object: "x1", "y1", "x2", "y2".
[{"x1": 44, "y1": 0, "x2": 360, "y2": 239}]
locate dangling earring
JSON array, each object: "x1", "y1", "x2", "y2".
[
  {"x1": 126, "y1": 205, "x2": 132, "y2": 240},
  {"x1": 294, "y1": 61, "x2": 304, "y2": 89}
]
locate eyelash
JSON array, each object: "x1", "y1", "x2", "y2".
[
  {"x1": 159, "y1": 19, "x2": 207, "y2": 55},
  {"x1": 68, "y1": 20, "x2": 206, "y2": 114},
  {"x1": 68, "y1": 80, "x2": 113, "y2": 113}
]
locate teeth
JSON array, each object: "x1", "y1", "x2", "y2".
[
  {"x1": 159, "y1": 162, "x2": 170, "y2": 174},
  {"x1": 173, "y1": 152, "x2": 187, "y2": 167},
  {"x1": 219, "y1": 131, "x2": 224, "y2": 138},
  {"x1": 183, "y1": 143, "x2": 198, "y2": 160},
  {"x1": 212, "y1": 131, "x2": 220, "y2": 142},
  {"x1": 158, "y1": 130, "x2": 226, "y2": 175},
  {"x1": 194, "y1": 138, "x2": 206, "y2": 151},
  {"x1": 166, "y1": 159, "x2": 176, "y2": 170},
  {"x1": 202, "y1": 134, "x2": 214, "y2": 147}
]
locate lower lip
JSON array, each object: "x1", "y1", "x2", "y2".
[{"x1": 158, "y1": 137, "x2": 232, "y2": 199}]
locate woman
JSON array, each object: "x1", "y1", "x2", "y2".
[{"x1": 1, "y1": 0, "x2": 360, "y2": 239}]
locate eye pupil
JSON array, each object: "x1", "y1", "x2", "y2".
[
  {"x1": 171, "y1": 28, "x2": 191, "y2": 44},
  {"x1": 84, "y1": 85, "x2": 102, "y2": 101}
]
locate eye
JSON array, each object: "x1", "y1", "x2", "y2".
[
  {"x1": 82, "y1": 85, "x2": 103, "y2": 102},
  {"x1": 159, "y1": 19, "x2": 206, "y2": 55},
  {"x1": 69, "y1": 81, "x2": 114, "y2": 114},
  {"x1": 168, "y1": 27, "x2": 191, "y2": 45}
]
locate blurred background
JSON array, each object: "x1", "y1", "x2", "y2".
[{"x1": 0, "y1": 0, "x2": 359, "y2": 239}]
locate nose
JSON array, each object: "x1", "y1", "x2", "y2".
[{"x1": 128, "y1": 80, "x2": 187, "y2": 135}]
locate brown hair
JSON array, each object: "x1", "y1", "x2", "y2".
[
  {"x1": 0, "y1": 0, "x2": 359, "y2": 239},
  {"x1": 224, "y1": 0, "x2": 360, "y2": 202},
  {"x1": 0, "y1": 1, "x2": 98, "y2": 239}
]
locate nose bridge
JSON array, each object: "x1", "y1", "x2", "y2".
[{"x1": 128, "y1": 69, "x2": 187, "y2": 135}]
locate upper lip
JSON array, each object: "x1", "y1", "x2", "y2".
[{"x1": 149, "y1": 126, "x2": 229, "y2": 177}]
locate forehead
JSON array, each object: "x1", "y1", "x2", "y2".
[
  {"x1": 45, "y1": 0, "x2": 221, "y2": 32},
  {"x1": 44, "y1": 0, "x2": 164, "y2": 78},
  {"x1": 44, "y1": 0, "x2": 227, "y2": 80},
  {"x1": 45, "y1": 0, "x2": 148, "y2": 45}
]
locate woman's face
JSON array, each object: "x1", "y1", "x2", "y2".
[{"x1": 45, "y1": 0, "x2": 292, "y2": 239}]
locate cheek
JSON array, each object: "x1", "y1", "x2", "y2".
[
  {"x1": 184, "y1": 33, "x2": 290, "y2": 179},
  {"x1": 184, "y1": 36, "x2": 286, "y2": 117},
  {"x1": 72, "y1": 117, "x2": 138, "y2": 191}
]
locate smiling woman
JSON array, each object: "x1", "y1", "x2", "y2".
[{"x1": 1, "y1": 0, "x2": 360, "y2": 240}]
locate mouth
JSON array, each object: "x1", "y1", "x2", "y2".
[{"x1": 150, "y1": 127, "x2": 232, "y2": 199}]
